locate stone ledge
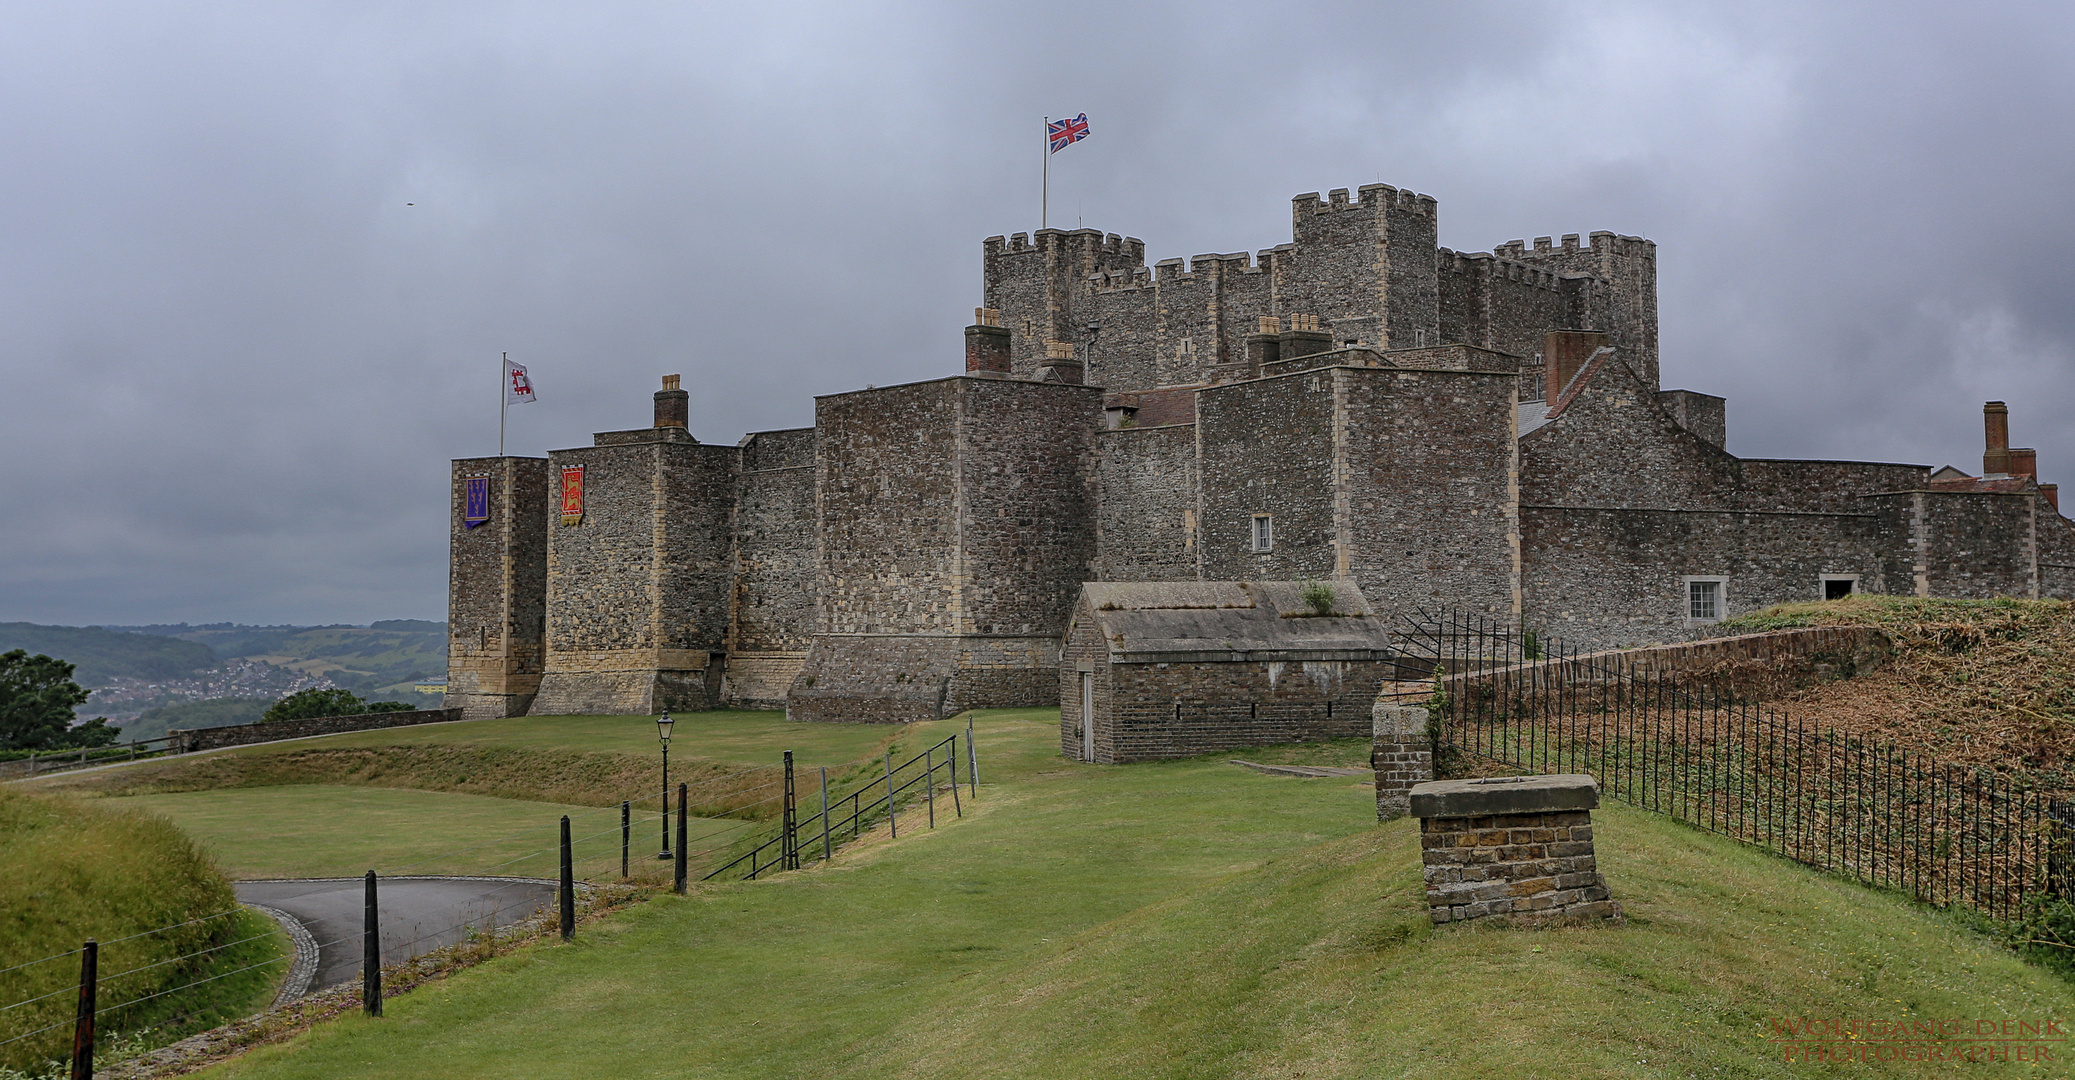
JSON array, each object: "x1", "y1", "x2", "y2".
[{"x1": 1408, "y1": 774, "x2": 1599, "y2": 818}]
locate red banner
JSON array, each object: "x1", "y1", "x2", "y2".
[{"x1": 560, "y1": 465, "x2": 584, "y2": 526}]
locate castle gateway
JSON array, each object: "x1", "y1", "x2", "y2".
[{"x1": 445, "y1": 183, "x2": 2073, "y2": 722}]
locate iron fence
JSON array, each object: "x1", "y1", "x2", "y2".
[{"x1": 1398, "y1": 608, "x2": 2069, "y2": 923}]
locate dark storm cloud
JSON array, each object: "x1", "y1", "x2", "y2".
[{"x1": 3, "y1": 1, "x2": 2071, "y2": 624}]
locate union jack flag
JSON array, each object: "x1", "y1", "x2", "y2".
[{"x1": 1048, "y1": 114, "x2": 1090, "y2": 153}]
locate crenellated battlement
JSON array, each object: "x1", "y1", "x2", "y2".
[
  {"x1": 1291, "y1": 183, "x2": 1438, "y2": 218},
  {"x1": 984, "y1": 229, "x2": 1147, "y2": 263},
  {"x1": 1436, "y1": 248, "x2": 1563, "y2": 291},
  {"x1": 1493, "y1": 231, "x2": 1655, "y2": 262}
]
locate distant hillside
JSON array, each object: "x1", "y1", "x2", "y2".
[
  {"x1": 0, "y1": 623, "x2": 217, "y2": 686},
  {"x1": 104, "y1": 622, "x2": 447, "y2": 702},
  {"x1": 119, "y1": 698, "x2": 274, "y2": 743}
]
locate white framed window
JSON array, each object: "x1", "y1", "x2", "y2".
[
  {"x1": 1821, "y1": 574, "x2": 1859, "y2": 601},
  {"x1": 1684, "y1": 576, "x2": 1727, "y2": 624},
  {"x1": 1251, "y1": 514, "x2": 1274, "y2": 553}
]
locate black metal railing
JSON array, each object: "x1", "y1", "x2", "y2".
[
  {"x1": 704, "y1": 731, "x2": 976, "y2": 881},
  {"x1": 1398, "y1": 608, "x2": 2068, "y2": 923}
]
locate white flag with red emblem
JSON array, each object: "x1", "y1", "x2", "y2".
[{"x1": 504, "y1": 356, "x2": 536, "y2": 404}]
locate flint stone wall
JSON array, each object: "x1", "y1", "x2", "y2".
[{"x1": 170, "y1": 709, "x2": 464, "y2": 753}]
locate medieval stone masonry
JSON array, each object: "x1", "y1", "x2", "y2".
[{"x1": 445, "y1": 182, "x2": 2074, "y2": 725}]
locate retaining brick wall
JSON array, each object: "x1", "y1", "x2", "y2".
[{"x1": 1421, "y1": 809, "x2": 1619, "y2": 924}]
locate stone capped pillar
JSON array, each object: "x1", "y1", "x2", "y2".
[
  {"x1": 1372, "y1": 702, "x2": 1433, "y2": 820},
  {"x1": 1410, "y1": 774, "x2": 1621, "y2": 925}
]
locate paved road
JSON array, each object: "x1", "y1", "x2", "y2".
[{"x1": 235, "y1": 877, "x2": 559, "y2": 992}]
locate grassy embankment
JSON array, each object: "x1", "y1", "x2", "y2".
[
  {"x1": 1718, "y1": 595, "x2": 2075, "y2": 787},
  {"x1": 30, "y1": 712, "x2": 919, "y2": 882},
  {"x1": 159, "y1": 709, "x2": 2075, "y2": 1079},
  {"x1": 0, "y1": 788, "x2": 287, "y2": 1074}
]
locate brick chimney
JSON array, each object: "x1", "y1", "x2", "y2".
[
  {"x1": 966, "y1": 308, "x2": 1010, "y2": 376},
  {"x1": 1545, "y1": 330, "x2": 1609, "y2": 398},
  {"x1": 654, "y1": 374, "x2": 689, "y2": 428},
  {"x1": 2041, "y1": 484, "x2": 2061, "y2": 514},
  {"x1": 2011, "y1": 448, "x2": 2037, "y2": 479},
  {"x1": 1983, "y1": 401, "x2": 2012, "y2": 477},
  {"x1": 1277, "y1": 313, "x2": 1332, "y2": 360}
]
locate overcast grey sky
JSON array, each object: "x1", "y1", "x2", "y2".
[{"x1": 4, "y1": 1, "x2": 2071, "y2": 626}]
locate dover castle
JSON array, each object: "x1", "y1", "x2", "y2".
[{"x1": 445, "y1": 183, "x2": 2072, "y2": 723}]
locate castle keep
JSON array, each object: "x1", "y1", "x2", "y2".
[{"x1": 445, "y1": 183, "x2": 2074, "y2": 724}]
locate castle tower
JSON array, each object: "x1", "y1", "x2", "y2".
[
  {"x1": 444, "y1": 455, "x2": 550, "y2": 720},
  {"x1": 983, "y1": 185, "x2": 1448, "y2": 393},
  {"x1": 786, "y1": 369, "x2": 1102, "y2": 722},
  {"x1": 529, "y1": 377, "x2": 739, "y2": 715}
]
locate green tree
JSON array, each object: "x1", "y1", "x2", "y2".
[
  {"x1": 0, "y1": 649, "x2": 116, "y2": 751},
  {"x1": 262, "y1": 687, "x2": 367, "y2": 723}
]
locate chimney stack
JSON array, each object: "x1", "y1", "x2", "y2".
[
  {"x1": 2011, "y1": 448, "x2": 2037, "y2": 479},
  {"x1": 2041, "y1": 484, "x2": 2061, "y2": 514},
  {"x1": 1244, "y1": 316, "x2": 1282, "y2": 373},
  {"x1": 965, "y1": 308, "x2": 1010, "y2": 376},
  {"x1": 1982, "y1": 401, "x2": 2012, "y2": 477},
  {"x1": 1277, "y1": 313, "x2": 1333, "y2": 360},
  {"x1": 1545, "y1": 330, "x2": 1609, "y2": 399},
  {"x1": 1036, "y1": 340, "x2": 1083, "y2": 385},
  {"x1": 654, "y1": 374, "x2": 689, "y2": 429}
]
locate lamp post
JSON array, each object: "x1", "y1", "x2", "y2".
[{"x1": 656, "y1": 709, "x2": 674, "y2": 860}]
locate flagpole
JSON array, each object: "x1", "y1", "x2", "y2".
[
  {"x1": 1041, "y1": 116, "x2": 1048, "y2": 231},
  {"x1": 499, "y1": 352, "x2": 507, "y2": 458}
]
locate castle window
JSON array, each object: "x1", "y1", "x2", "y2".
[
  {"x1": 1822, "y1": 575, "x2": 1859, "y2": 601},
  {"x1": 1684, "y1": 577, "x2": 1727, "y2": 624},
  {"x1": 1251, "y1": 514, "x2": 1274, "y2": 553}
]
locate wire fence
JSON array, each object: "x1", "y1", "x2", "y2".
[
  {"x1": 1398, "y1": 607, "x2": 2071, "y2": 924},
  {"x1": 2, "y1": 720, "x2": 985, "y2": 1076}
]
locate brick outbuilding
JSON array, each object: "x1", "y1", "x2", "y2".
[{"x1": 1059, "y1": 581, "x2": 1398, "y2": 763}]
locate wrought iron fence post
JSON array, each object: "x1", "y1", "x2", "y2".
[
  {"x1": 925, "y1": 746, "x2": 936, "y2": 828},
  {"x1": 70, "y1": 939, "x2": 96, "y2": 1080},
  {"x1": 820, "y1": 766, "x2": 832, "y2": 861},
  {"x1": 559, "y1": 816, "x2": 575, "y2": 941},
  {"x1": 948, "y1": 737, "x2": 963, "y2": 818},
  {"x1": 675, "y1": 783, "x2": 688, "y2": 893},
  {"x1": 782, "y1": 751, "x2": 798, "y2": 871},
  {"x1": 363, "y1": 871, "x2": 382, "y2": 1017},
  {"x1": 885, "y1": 752, "x2": 897, "y2": 839},
  {"x1": 967, "y1": 716, "x2": 979, "y2": 795},
  {"x1": 621, "y1": 800, "x2": 630, "y2": 879}
]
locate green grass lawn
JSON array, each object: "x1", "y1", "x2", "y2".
[
  {"x1": 111, "y1": 785, "x2": 731, "y2": 882},
  {"x1": 310, "y1": 710, "x2": 899, "y2": 766},
  {"x1": 188, "y1": 709, "x2": 2075, "y2": 1079}
]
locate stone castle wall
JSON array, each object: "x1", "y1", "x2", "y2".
[
  {"x1": 724, "y1": 427, "x2": 818, "y2": 708},
  {"x1": 532, "y1": 429, "x2": 733, "y2": 715},
  {"x1": 447, "y1": 182, "x2": 2070, "y2": 728},
  {"x1": 1093, "y1": 422, "x2": 1198, "y2": 581},
  {"x1": 445, "y1": 456, "x2": 549, "y2": 721}
]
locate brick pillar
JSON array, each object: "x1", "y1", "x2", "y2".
[
  {"x1": 1412, "y1": 775, "x2": 1621, "y2": 925},
  {"x1": 1372, "y1": 703, "x2": 1433, "y2": 820}
]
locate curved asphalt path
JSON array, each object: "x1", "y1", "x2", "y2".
[{"x1": 235, "y1": 877, "x2": 560, "y2": 992}]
